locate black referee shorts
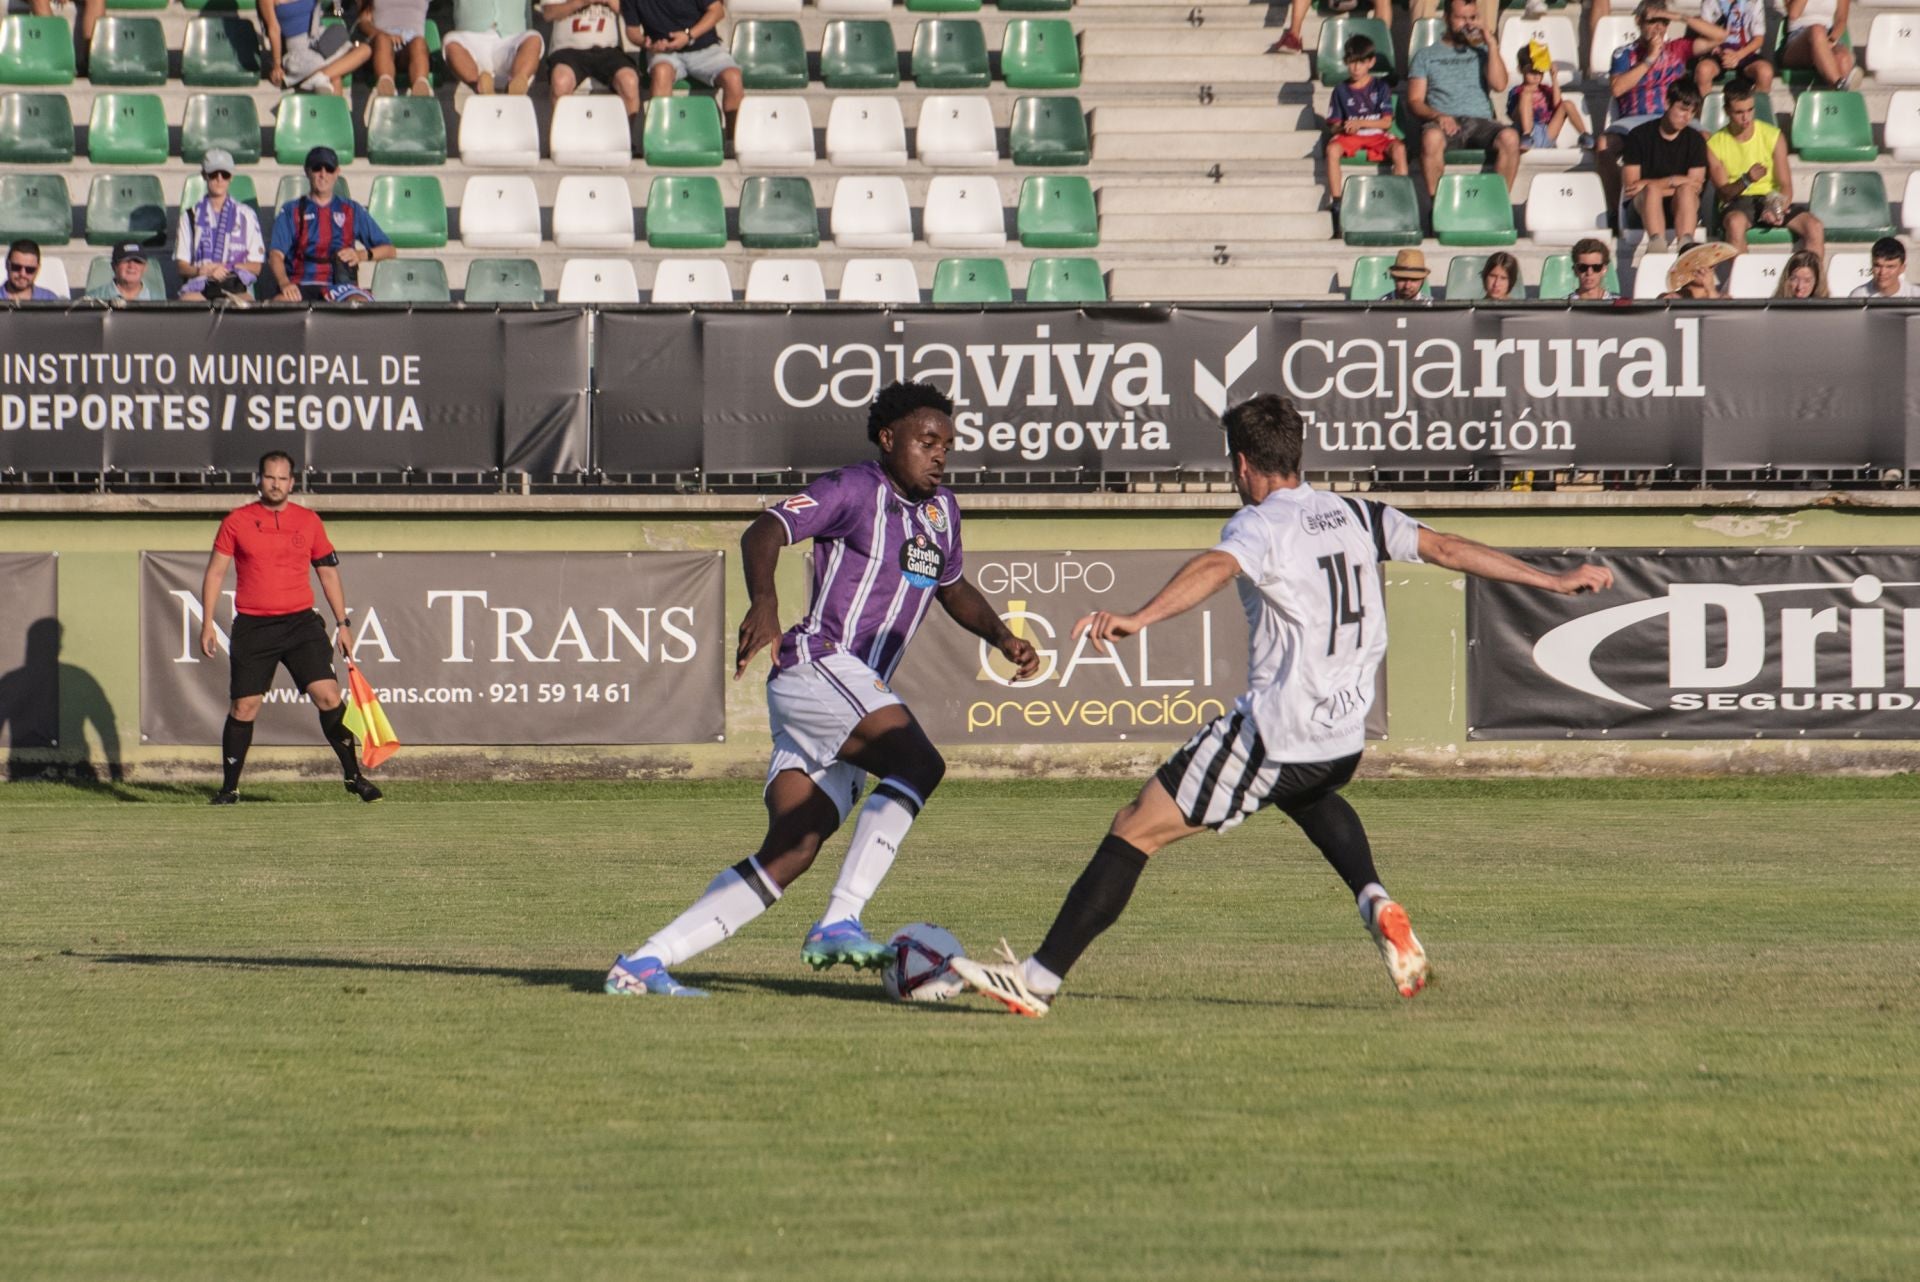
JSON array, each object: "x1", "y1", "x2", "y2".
[
  {"x1": 229, "y1": 610, "x2": 336, "y2": 700},
  {"x1": 1155, "y1": 709, "x2": 1362, "y2": 832}
]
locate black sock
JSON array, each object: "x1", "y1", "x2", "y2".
[
  {"x1": 1032, "y1": 834, "x2": 1150, "y2": 980},
  {"x1": 1282, "y1": 791, "x2": 1380, "y2": 897},
  {"x1": 318, "y1": 703, "x2": 360, "y2": 780},
  {"x1": 221, "y1": 716, "x2": 253, "y2": 793}
]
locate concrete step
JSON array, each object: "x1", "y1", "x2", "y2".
[
  {"x1": 1091, "y1": 103, "x2": 1298, "y2": 131},
  {"x1": 1093, "y1": 130, "x2": 1318, "y2": 160},
  {"x1": 1079, "y1": 27, "x2": 1285, "y2": 54},
  {"x1": 1083, "y1": 52, "x2": 1286, "y2": 83},
  {"x1": 1101, "y1": 210, "x2": 1332, "y2": 240},
  {"x1": 1099, "y1": 182, "x2": 1325, "y2": 212}
]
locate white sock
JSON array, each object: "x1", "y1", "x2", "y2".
[
  {"x1": 633, "y1": 858, "x2": 781, "y2": 966},
  {"x1": 1020, "y1": 957, "x2": 1063, "y2": 996},
  {"x1": 820, "y1": 778, "x2": 924, "y2": 925},
  {"x1": 1357, "y1": 882, "x2": 1390, "y2": 929}
]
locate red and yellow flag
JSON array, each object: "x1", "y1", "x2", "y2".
[{"x1": 341, "y1": 660, "x2": 399, "y2": 769}]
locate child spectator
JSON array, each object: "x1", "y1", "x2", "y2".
[
  {"x1": 1508, "y1": 40, "x2": 1592, "y2": 150},
  {"x1": 1696, "y1": 0, "x2": 1773, "y2": 93},
  {"x1": 1324, "y1": 36, "x2": 1409, "y2": 215},
  {"x1": 1480, "y1": 250, "x2": 1521, "y2": 299}
]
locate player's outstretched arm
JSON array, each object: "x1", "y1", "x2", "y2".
[
  {"x1": 1074, "y1": 550, "x2": 1241, "y2": 653},
  {"x1": 1416, "y1": 527, "x2": 1613, "y2": 595},
  {"x1": 936, "y1": 578, "x2": 1041, "y2": 680},
  {"x1": 734, "y1": 512, "x2": 788, "y2": 679},
  {"x1": 199, "y1": 550, "x2": 233, "y2": 657}
]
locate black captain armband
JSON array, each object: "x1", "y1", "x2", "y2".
[{"x1": 311, "y1": 551, "x2": 341, "y2": 568}]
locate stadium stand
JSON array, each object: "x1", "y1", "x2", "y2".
[
  {"x1": 931, "y1": 253, "x2": 1010, "y2": 301},
  {"x1": 743, "y1": 255, "x2": 827, "y2": 300},
  {"x1": 0, "y1": 92, "x2": 74, "y2": 164},
  {"x1": 836, "y1": 255, "x2": 919, "y2": 300}
]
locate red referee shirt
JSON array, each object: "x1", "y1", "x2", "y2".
[{"x1": 212, "y1": 500, "x2": 337, "y2": 617}]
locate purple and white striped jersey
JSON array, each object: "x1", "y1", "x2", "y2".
[{"x1": 768, "y1": 459, "x2": 965, "y2": 677}]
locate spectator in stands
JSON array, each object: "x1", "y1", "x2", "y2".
[
  {"x1": 267, "y1": 148, "x2": 395, "y2": 304},
  {"x1": 1695, "y1": 0, "x2": 1772, "y2": 94},
  {"x1": 1851, "y1": 237, "x2": 1920, "y2": 299},
  {"x1": 362, "y1": 0, "x2": 434, "y2": 102},
  {"x1": 4, "y1": 240, "x2": 61, "y2": 302},
  {"x1": 1771, "y1": 248, "x2": 1829, "y2": 298},
  {"x1": 262, "y1": 0, "x2": 371, "y2": 95},
  {"x1": 1622, "y1": 81, "x2": 1709, "y2": 257},
  {"x1": 86, "y1": 243, "x2": 150, "y2": 305},
  {"x1": 1324, "y1": 36, "x2": 1408, "y2": 218},
  {"x1": 1408, "y1": 0, "x2": 1519, "y2": 198},
  {"x1": 622, "y1": 0, "x2": 743, "y2": 123},
  {"x1": 1780, "y1": 0, "x2": 1860, "y2": 91},
  {"x1": 544, "y1": 0, "x2": 643, "y2": 127},
  {"x1": 1388, "y1": 249, "x2": 1431, "y2": 301},
  {"x1": 1480, "y1": 250, "x2": 1520, "y2": 300},
  {"x1": 29, "y1": 0, "x2": 104, "y2": 78},
  {"x1": 1566, "y1": 237, "x2": 1618, "y2": 300},
  {"x1": 445, "y1": 0, "x2": 545, "y2": 100},
  {"x1": 1707, "y1": 81, "x2": 1823, "y2": 258},
  {"x1": 1661, "y1": 241, "x2": 1735, "y2": 298},
  {"x1": 1266, "y1": 0, "x2": 1390, "y2": 58},
  {"x1": 1509, "y1": 40, "x2": 1593, "y2": 152},
  {"x1": 1596, "y1": 3, "x2": 1725, "y2": 210},
  {"x1": 177, "y1": 150, "x2": 264, "y2": 306}
]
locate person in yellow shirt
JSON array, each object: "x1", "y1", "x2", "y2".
[{"x1": 1705, "y1": 81, "x2": 1824, "y2": 257}]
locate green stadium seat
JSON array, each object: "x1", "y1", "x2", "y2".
[
  {"x1": 274, "y1": 93, "x2": 353, "y2": 166},
  {"x1": 1001, "y1": 19, "x2": 1080, "y2": 89},
  {"x1": 908, "y1": 0, "x2": 980, "y2": 11},
  {"x1": 932, "y1": 256, "x2": 1011, "y2": 302},
  {"x1": 182, "y1": 94, "x2": 262, "y2": 165},
  {"x1": 644, "y1": 175, "x2": 727, "y2": 249},
  {"x1": 1317, "y1": 16, "x2": 1391, "y2": 88},
  {"x1": 0, "y1": 173, "x2": 72, "y2": 244},
  {"x1": 642, "y1": 94, "x2": 724, "y2": 166},
  {"x1": 1017, "y1": 174, "x2": 1097, "y2": 248},
  {"x1": 1408, "y1": 16, "x2": 1444, "y2": 61},
  {"x1": 462, "y1": 257, "x2": 544, "y2": 302},
  {"x1": 1695, "y1": 89, "x2": 1774, "y2": 134},
  {"x1": 1536, "y1": 253, "x2": 1619, "y2": 298},
  {"x1": 1348, "y1": 254, "x2": 1412, "y2": 300},
  {"x1": 1024, "y1": 255, "x2": 1104, "y2": 301},
  {"x1": 182, "y1": 18, "x2": 261, "y2": 86},
  {"x1": 85, "y1": 173, "x2": 165, "y2": 245},
  {"x1": 1808, "y1": 169, "x2": 1895, "y2": 242},
  {"x1": 107, "y1": 0, "x2": 169, "y2": 11},
  {"x1": 367, "y1": 174, "x2": 448, "y2": 248},
  {"x1": 820, "y1": 20, "x2": 900, "y2": 89},
  {"x1": 372, "y1": 257, "x2": 451, "y2": 301},
  {"x1": 1433, "y1": 173, "x2": 1516, "y2": 246},
  {"x1": 83, "y1": 254, "x2": 165, "y2": 299},
  {"x1": 87, "y1": 94, "x2": 168, "y2": 166},
  {"x1": 89, "y1": 17, "x2": 167, "y2": 86},
  {"x1": 1340, "y1": 174, "x2": 1420, "y2": 246},
  {"x1": 1009, "y1": 95, "x2": 1089, "y2": 165},
  {"x1": 1790, "y1": 90, "x2": 1876, "y2": 162},
  {"x1": 1776, "y1": 23, "x2": 1849, "y2": 86},
  {"x1": 0, "y1": 92, "x2": 73, "y2": 164},
  {"x1": 274, "y1": 174, "x2": 350, "y2": 211},
  {"x1": 732, "y1": 20, "x2": 808, "y2": 90},
  {"x1": 737, "y1": 174, "x2": 819, "y2": 248},
  {"x1": 997, "y1": 0, "x2": 1071, "y2": 11},
  {"x1": 367, "y1": 95, "x2": 447, "y2": 165},
  {"x1": 912, "y1": 20, "x2": 989, "y2": 89},
  {"x1": 181, "y1": 0, "x2": 260, "y2": 11},
  {"x1": 1443, "y1": 253, "x2": 1487, "y2": 300},
  {"x1": 0, "y1": 16, "x2": 77, "y2": 86}
]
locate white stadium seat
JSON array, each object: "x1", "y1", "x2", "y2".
[
  {"x1": 837, "y1": 258, "x2": 921, "y2": 302},
  {"x1": 458, "y1": 95, "x2": 540, "y2": 167},
  {"x1": 1631, "y1": 251, "x2": 1675, "y2": 299},
  {"x1": 1886, "y1": 91, "x2": 1920, "y2": 162},
  {"x1": 733, "y1": 98, "x2": 817, "y2": 170},
  {"x1": 1827, "y1": 253, "x2": 1873, "y2": 296},
  {"x1": 648, "y1": 258, "x2": 734, "y2": 303},
  {"x1": 1867, "y1": 13, "x2": 1920, "y2": 86},
  {"x1": 549, "y1": 97, "x2": 632, "y2": 168},
  {"x1": 830, "y1": 175, "x2": 914, "y2": 248},
  {"x1": 1587, "y1": 14, "x2": 1636, "y2": 77},
  {"x1": 826, "y1": 96, "x2": 909, "y2": 168},
  {"x1": 1498, "y1": 14, "x2": 1578, "y2": 86},
  {"x1": 1728, "y1": 252, "x2": 1791, "y2": 299},
  {"x1": 744, "y1": 258, "x2": 828, "y2": 302},
  {"x1": 458, "y1": 175, "x2": 543, "y2": 249},
  {"x1": 34, "y1": 256, "x2": 70, "y2": 297},
  {"x1": 816, "y1": 0, "x2": 889, "y2": 13},
  {"x1": 728, "y1": 0, "x2": 800, "y2": 12},
  {"x1": 557, "y1": 258, "x2": 639, "y2": 303},
  {"x1": 1525, "y1": 172, "x2": 1610, "y2": 244},
  {"x1": 551, "y1": 175, "x2": 635, "y2": 250},
  {"x1": 1904, "y1": 171, "x2": 1920, "y2": 235},
  {"x1": 916, "y1": 95, "x2": 999, "y2": 167},
  {"x1": 922, "y1": 175, "x2": 1007, "y2": 249}
]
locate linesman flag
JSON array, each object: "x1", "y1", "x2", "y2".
[{"x1": 341, "y1": 660, "x2": 400, "y2": 769}]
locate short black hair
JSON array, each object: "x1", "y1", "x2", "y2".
[
  {"x1": 867, "y1": 380, "x2": 954, "y2": 444},
  {"x1": 1343, "y1": 34, "x2": 1375, "y2": 61},
  {"x1": 1722, "y1": 79, "x2": 1755, "y2": 107},
  {"x1": 1871, "y1": 236, "x2": 1907, "y2": 264},
  {"x1": 7, "y1": 239, "x2": 40, "y2": 262},
  {"x1": 1666, "y1": 80, "x2": 1703, "y2": 111},
  {"x1": 258, "y1": 450, "x2": 295, "y2": 476},
  {"x1": 1221, "y1": 394, "x2": 1304, "y2": 478}
]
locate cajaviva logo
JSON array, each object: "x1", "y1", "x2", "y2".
[
  {"x1": 1533, "y1": 575, "x2": 1920, "y2": 711},
  {"x1": 1194, "y1": 328, "x2": 1259, "y2": 417}
]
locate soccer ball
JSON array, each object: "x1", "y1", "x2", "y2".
[{"x1": 882, "y1": 922, "x2": 967, "y2": 1003}]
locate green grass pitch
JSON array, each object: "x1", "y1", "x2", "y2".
[{"x1": 4, "y1": 777, "x2": 1918, "y2": 1281}]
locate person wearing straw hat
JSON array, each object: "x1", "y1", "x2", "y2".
[
  {"x1": 1661, "y1": 241, "x2": 1736, "y2": 299},
  {"x1": 1387, "y1": 249, "x2": 1431, "y2": 301}
]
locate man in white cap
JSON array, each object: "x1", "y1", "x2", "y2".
[
  {"x1": 177, "y1": 149, "x2": 265, "y2": 304},
  {"x1": 86, "y1": 243, "x2": 150, "y2": 304}
]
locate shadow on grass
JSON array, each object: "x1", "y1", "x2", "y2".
[{"x1": 6, "y1": 779, "x2": 209, "y2": 803}]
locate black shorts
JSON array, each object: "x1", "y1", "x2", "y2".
[
  {"x1": 1155, "y1": 710, "x2": 1363, "y2": 832},
  {"x1": 547, "y1": 47, "x2": 633, "y2": 88},
  {"x1": 230, "y1": 610, "x2": 336, "y2": 700}
]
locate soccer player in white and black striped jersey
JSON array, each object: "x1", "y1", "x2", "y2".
[{"x1": 951, "y1": 393, "x2": 1613, "y2": 1017}]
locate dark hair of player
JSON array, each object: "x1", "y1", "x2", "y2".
[
  {"x1": 1221, "y1": 394, "x2": 1304, "y2": 478},
  {"x1": 258, "y1": 450, "x2": 295, "y2": 476},
  {"x1": 867, "y1": 381, "x2": 955, "y2": 444}
]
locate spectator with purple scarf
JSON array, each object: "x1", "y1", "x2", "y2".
[{"x1": 177, "y1": 151, "x2": 265, "y2": 304}]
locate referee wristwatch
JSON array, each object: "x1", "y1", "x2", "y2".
[{"x1": 336, "y1": 613, "x2": 352, "y2": 629}]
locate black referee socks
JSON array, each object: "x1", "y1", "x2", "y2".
[
  {"x1": 317, "y1": 703, "x2": 360, "y2": 781},
  {"x1": 1033, "y1": 833, "x2": 1150, "y2": 981},
  {"x1": 220, "y1": 716, "x2": 253, "y2": 793}
]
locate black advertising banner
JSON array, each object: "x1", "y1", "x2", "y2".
[
  {"x1": 0, "y1": 553, "x2": 59, "y2": 751},
  {"x1": 592, "y1": 310, "x2": 705, "y2": 475},
  {"x1": 0, "y1": 309, "x2": 590, "y2": 474},
  {"x1": 889, "y1": 548, "x2": 1388, "y2": 745},
  {"x1": 140, "y1": 550, "x2": 724, "y2": 745},
  {"x1": 1468, "y1": 549, "x2": 1920, "y2": 739}
]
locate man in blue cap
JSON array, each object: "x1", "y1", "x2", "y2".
[
  {"x1": 86, "y1": 243, "x2": 152, "y2": 304},
  {"x1": 266, "y1": 146, "x2": 395, "y2": 303}
]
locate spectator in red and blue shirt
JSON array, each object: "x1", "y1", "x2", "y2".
[
  {"x1": 1324, "y1": 36, "x2": 1408, "y2": 211},
  {"x1": 266, "y1": 147, "x2": 395, "y2": 304},
  {"x1": 1596, "y1": 3, "x2": 1724, "y2": 213}
]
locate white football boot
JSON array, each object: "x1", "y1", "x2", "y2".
[{"x1": 949, "y1": 939, "x2": 1051, "y2": 1018}]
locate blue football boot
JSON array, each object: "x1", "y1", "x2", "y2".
[
  {"x1": 799, "y1": 918, "x2": 892, "y2": 971},
  {"x1": 604, "y1": 954, "x2": 708, "y2": 997}
]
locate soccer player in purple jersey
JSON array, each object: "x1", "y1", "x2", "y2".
[{"x1": 606, "y1": 381, "x2": 1040, "y2": 998}]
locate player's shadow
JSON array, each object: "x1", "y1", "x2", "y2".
[{"x1": 90, "y1": 952, "x2": 609, "y2": 994}]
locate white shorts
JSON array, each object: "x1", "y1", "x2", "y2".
[
  {"x1": 443, "y1": 28, "x2": 544, "y2": 79},
  {"x1": 765, "y1": 650, "x2": 903, "y2": 823}
]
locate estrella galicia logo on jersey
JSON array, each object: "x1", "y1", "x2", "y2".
[
  {"x1": 782, "y1": 494, "x2": 817, "y2": 513},
  {"x1": 873, "y1": 679, "x2": 890, "y2": 693},
  {"x1": 920, "y1": 500, "x2": 948, "y2": 535},
  {"x1": 1301, "y1": 508, "x2": 1350, "y2": 535},
  {"x1": 901, "y1": 534, "x2": 945, "y2": 588}
]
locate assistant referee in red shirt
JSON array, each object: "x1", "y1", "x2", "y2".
[{"x1": 198, "y1": 450, "x2": 381, "y2": 805}]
